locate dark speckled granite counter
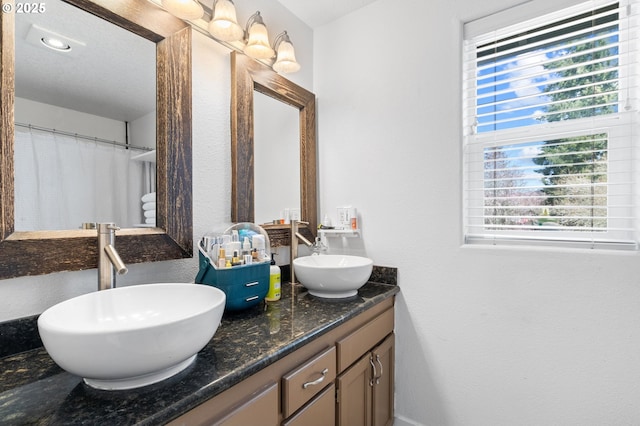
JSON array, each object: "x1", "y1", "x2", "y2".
[{"x1": 0, "y1": 279, "x2": 398, "y2": 425}]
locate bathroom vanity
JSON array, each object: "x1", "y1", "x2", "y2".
[{"x1": 0, "y1": 278, "x2": 398, "y2": 425}]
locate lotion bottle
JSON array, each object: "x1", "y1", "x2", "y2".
[{"x1": 266, "y1": 253, "x2": 281, "y2": 301}]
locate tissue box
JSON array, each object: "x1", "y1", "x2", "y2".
[{"x1": 196, "y1": 249, "x2": 269, "y2": 311}]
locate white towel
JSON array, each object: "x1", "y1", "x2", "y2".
[
  {"x1": 144, "y1": 210, "x2": 156, "y2": 218},
  {"x1": 141, "y1": 192, "x2": 156, "y2": 203},
  {"x1": 142, "y1": 202, "x2": 156, "y2": 211},
  {"x1": 145, "y1": 217, "x2": 156, "y2": 225}
]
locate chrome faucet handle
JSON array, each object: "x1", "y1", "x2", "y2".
[{"x1": 97, "y1": 222, "x2": 120, "y2": 233}]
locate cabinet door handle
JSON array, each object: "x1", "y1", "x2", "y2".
[
  {"x1": 374, "y1": 354, "x2": 384, "y2": 385},
  {"x1": 302, "y1": 368, "x2": 329, "y2": 389},
  {"x1": 369, "y1": 357, "x2": 377, "y2": 387}
]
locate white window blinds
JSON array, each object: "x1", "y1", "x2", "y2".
[{"x1": 462, "y1": 0, "x2": 640, "y2": 249}]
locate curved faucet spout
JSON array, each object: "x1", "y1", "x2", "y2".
[
  {"x1": 104, "y1": 244, "x2": 128, "y2": 275},
  {"x1": 295, "y1": 232, "x2": 313, "y2": 247}
]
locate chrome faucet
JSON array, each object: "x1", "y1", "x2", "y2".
[
  {"x1": 290, "y1": 220, "x2": 313, "y2": 284},
  {"x1": 97, "y1": 223, "x2": 128, "y2": 291}
]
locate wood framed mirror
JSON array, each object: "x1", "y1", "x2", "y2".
[
  {"x1": 230, "y1": 51, "x2": 317, "y2": 241},
  {"x1": 0, "y1": 0, "x2": 193, "y2": 279}
]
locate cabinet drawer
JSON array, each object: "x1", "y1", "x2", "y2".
[
  {"x1": 217, "y1": 382, "x2": 278, "y2": 426},
  {"x1": 282, "y1": 346, "x2": 336, "y2": 418},
  {"x1": 336, "y1": 307, "x2": 394, "y2": 372},
  {"x1": 283, "y1": 383, "x2": 336, "y2": 426}
]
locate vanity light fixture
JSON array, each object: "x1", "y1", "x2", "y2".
[
  {"x1": 272, "y1": 31, "x2": 300, "y2": 74},
  {"x1": 208, "y1": 0, "x2": 244, "y2": 42},
  {"x1": 243, "y1": 11, "x2": 275, "y2": 60},
  {"x1": 161, "y1": 0, "x2": 203, "y2": 20},
  {"x1": 154, "y1": 1, "x2": 301, "y2": 73}
]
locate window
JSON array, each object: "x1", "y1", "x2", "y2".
[{"x1": 462, "y1": 0, "x2": 640, "y2": 249}]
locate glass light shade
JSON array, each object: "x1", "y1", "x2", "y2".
[
  {"x1": 244, "y1": 23, "x2": 275, "y2": 59},
  {"x1": 273, "y1": 40, "x2": 300, "y2": 73},
  {"x1": 161, "y1": 0, "x2": 203, "y2": 20},
  {"x1": 208, "y1": 0, "x2": 244, "y2": 42}
]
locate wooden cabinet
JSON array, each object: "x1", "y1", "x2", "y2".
[
  {"x1": 167, "y1": 297, "x2": 395, "y2": 426},
  {"x1": 337, "y1": 334, "x2": 394, "y2": 426}
]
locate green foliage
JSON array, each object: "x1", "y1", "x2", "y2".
[
  {"x1": 542, "y1": 36, "x2": 618, "y2": 122},
  {"x1": 530, "y1": 32, "x2": 617, "y2": 229}
]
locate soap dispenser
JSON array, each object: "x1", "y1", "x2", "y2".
[{"x1": 266, "y1": 253, "x2": 281, "y2": 302}]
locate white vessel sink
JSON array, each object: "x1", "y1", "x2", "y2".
[
  {"x1": 37, "y1": 283, "x2": 225, "y2": 390},
  {"x1": 293, "y1": 255, "x2": 373, "y2": 298}
]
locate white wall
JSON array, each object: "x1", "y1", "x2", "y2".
[
  {"x1": 15, "y1": 97, "x2": 126, "y2": 143},
  {"x1": 314, "y1": 0, "x2": 640, "y2": 425},
  {"x1": 0, "y1": 0, "x2": 313, "y2": 320}
]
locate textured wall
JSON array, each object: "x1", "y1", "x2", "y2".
[{"x1": 313, "y1": 0, "x2": 640, "y2": 424}]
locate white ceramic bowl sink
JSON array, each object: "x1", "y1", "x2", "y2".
[
  {"x1": 37, "y1": 283, "x2": 225, "y2": 390},
  {"x1": 293, "y1": 255, "x2": 373, "y2": 298}
]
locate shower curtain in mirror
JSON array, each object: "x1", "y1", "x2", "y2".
[{"x1": 14, "y1": 126, "x2": 146, "y2": 231}]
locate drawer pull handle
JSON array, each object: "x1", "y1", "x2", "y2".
[
  {"x1": 245, "y1": 281, "x2": 259, "y2": 287},
  {"x1": 374, "y1": 354, "x2": 384, "y2": 385},
  {"x1": 302, "y1": 368, "x2": 329, "y2": 389},
  {"x1": 245, "y1": 296, "x2": 259, "y2": 302},
  {"x1": 369, "y1": 357, "x2": 377, "y2": 387}
]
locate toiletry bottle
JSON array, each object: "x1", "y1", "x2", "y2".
[
  {"x1": 252, "y1": 235, "x2": 266, "y2": 261},
  {"x1": 232, "y1": 250, "x2": 241, "y2": 266},
  {"x1": 242, "y1": 237, "x2": 251, "y2": 256},
  {"x1": 266, "y1": 253, "x2": 281, "y2": 302},
  {"x1": 217, "y1": 248, "x2": 226, "y2": 269},
  {"x1": 349, "y1": 207, "x2": 358, "y2": 230}
]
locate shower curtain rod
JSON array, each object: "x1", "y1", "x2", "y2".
[{"x1": 15, "y1": 122, "x2": 154, "y2": 152}]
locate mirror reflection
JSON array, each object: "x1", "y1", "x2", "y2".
[
  {"x1": 231, "y1": 51, "x2": 317, "y2": 233},
  {"x1": 14, "y1": 0, "x2": 156, "y2": 231},
  {"x1": 0, "y1": 0, "x2": 193, "y2": 280},
  {"x1": 254, "y1": 91, "x2": 300, "y2": 225}
]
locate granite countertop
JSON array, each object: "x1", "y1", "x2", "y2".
[{"x1": 0, "y1": 279, "x2": 399, "y2": 425}]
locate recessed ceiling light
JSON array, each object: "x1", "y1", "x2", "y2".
[
  {"x1": 25, "y1": 25, "x2": 86, "y2": 58},
  {"x1": 40, "y1": 37, "x2": 72, "y2": 52}
]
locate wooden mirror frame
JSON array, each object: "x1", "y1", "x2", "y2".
[
  {"x1": 230, "y1": 51, "x2": 317, "y2": 238},
  {"x1": 0, "y1": 0, "x2": 193, "y2": 279}
]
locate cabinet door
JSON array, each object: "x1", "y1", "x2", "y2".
[
  {"x1": 336, "y1": 352, "x2": 372, "y2": 426},
  {"x1": 372, "y1": 334, "x2": 394, "y2": 426},
  {"x1": 283, "y1": 384, "x2": 336, "y2": 426}
]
